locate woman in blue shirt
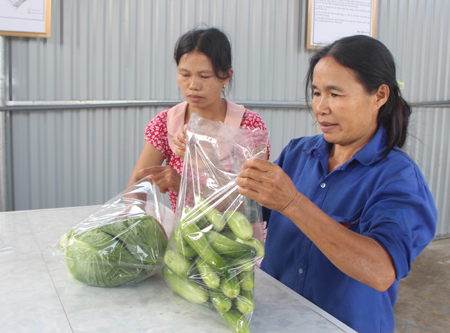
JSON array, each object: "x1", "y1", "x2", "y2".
[{"x1": 235, "y1": 35, "x2": 437, "y2": 332}]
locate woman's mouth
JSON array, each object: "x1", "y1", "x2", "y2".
[
  {"x1": 319, "y1": 121, "x2": 337, "y2": 132},
  {"x1": 188, "y1": 95, "x2": 203, "y2": 103}
]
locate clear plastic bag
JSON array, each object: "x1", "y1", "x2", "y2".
[
  {"x1": 51, "y1": 178, "x2": 169, "y2": 287},
  {"x1": 162, "y1": 114, "x2": 269, "y2": 333}
]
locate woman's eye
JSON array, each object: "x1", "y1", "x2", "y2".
[
  {"x1": 201, "y1": 75, "x2": 212, "y2": 79},
  {"x1": 313, "y1": 91, "x2": 320, "y2": 97},
  {"x1": 331, "y1": 93, "x2": 340, "y2": 97}
]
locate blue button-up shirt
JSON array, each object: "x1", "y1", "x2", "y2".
[{"x1": 261, "y1": 125, "x2": 437, "y2": 333}]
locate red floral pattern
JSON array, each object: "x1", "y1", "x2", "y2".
[{"x1": 145, "y1": 109, "x2": 271, "y2": 212}]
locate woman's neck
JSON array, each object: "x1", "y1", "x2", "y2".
[
  {"x1": 185, "y1": 98, "x2": 227, "y2": 124},
  {"x1": 328, "y1": 145, "x2": 359, "y2": 173}
]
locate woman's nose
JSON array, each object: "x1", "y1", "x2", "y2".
[
  {"x1": 315, "y1": 96, "x2": 330, "y2": 115},
  {"x1": 189, "y1": 76, "x2": 200, "y2": 90}
]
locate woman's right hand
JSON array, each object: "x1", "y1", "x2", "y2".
[
  {"x1": 235, "y1": 158, "x2": 301, "y2": 214},
  {"x1": 173, "y1": 126, "x2": 187, "y2": 159},
  {"x1": 139, "y1": 165, "x2": 181, "y2": 194}
]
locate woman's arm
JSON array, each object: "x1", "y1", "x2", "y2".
[
  {"x1": 127, "y1": 141, "x2": 181, "y2": 195},
  {"x1": 235, "y1": 158, "x2": 396, "y2": 292},
  {"x1": 127, "y1": 141, "x2": 165, "y2": 188}
]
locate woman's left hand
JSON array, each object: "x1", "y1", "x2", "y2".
[
  {"x1": 139, "y1": 166, "x2": 181, "y2": 194},
  {"x1": 235, "y1": 158, "x2": 300, "y2": 214}
]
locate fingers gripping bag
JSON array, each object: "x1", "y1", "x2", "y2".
[
  {"x1": 162, "y1": 113, "x2": 269, "y2": 333},
  {"x1": 51, "y1": 178, "x2": 169, "y2": 287}
]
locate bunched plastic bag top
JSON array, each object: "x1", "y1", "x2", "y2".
[{"x1": 162, "y1": 113, "x2": 269, "y2": 333}]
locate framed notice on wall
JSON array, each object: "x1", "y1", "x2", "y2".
[
  {"x1": 307, "y1": 0, "x2": 377, "y2": 49},
  {"x1": 0, "y1": 0, "x2": 51, "y2": 38}
]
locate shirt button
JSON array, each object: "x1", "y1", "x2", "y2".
[
  {"x1": 299, "y1": 268, "x2": 304, "y2": 275},
  {"x1": 320, "y1": 183, "x2": 326, "y2": 188}
]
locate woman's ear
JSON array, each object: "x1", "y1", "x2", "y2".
[
  {"x1": 375, "y1": 84, "x2": 390, "y2": 108},
  {"x1": 225, "y1": 68, "x2": 234, "y2": 84}
]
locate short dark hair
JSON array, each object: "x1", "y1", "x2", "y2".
[
  {"x1": 174, "y1": 27, "x2": 233, "y2": 87},
  {"x1": 305, "y1": 35, "x2": 411, "y2": 156}
]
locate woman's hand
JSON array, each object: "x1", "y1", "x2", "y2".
[
  {"x1": 139, "y1": 166, "x2": 181, "y2": 194},
  {"x1": 235, "y1": 158, "x2": 301, "y2": 214},
  {"x1": 173, "y1": 126, "x2": 187, "y2": 159}
]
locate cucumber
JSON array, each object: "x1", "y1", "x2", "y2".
[
  {"x1": 163, "y1": 249, "x2": 193, "y2": 277},
  {"x1": 235, "y1": 290, "x2": 254, "y2": 314},
  {"x1": 228, "y1": 258, "x2": 254, "y2": 272},
  {"x1": 220, "y1": 273, "x2": 240, "y2": 298},
  {"x1": 197, "y1": 215, "x2": 209, "y2": 230},
  {"x1": 195, "y1": 196, "x2": 227, "y2": 231},
  {"x1": 220, "y1": 229, "x2": 237, "y2": 240},
  {"x1": 161, "y1": 265, "x2": 208, "y2": 304},
  {"x1": 196, "y1": 258, "x2": 220, "y2": 289},
  {"x1": 179, "y1": 219, "x2": 228, "y2": 274},
  {"x1": 238, "y1": 269, "x2": 254, "y2": 291},
  {"x1": 183, "y1": 206, "x2": 208, "y2": 230},
  {"x1": 220, "y1": 309, "x2": 251, "y2": 333},
  {"x1": 205, "y1": 231, "x2": 256, "y2": 259},
  {"x1": 238, "y1": 237, "x2": 265, "y2": 258},
  {"x1": 173, "y1": 225, "x2": 198, "y2": 259},
  {"x1": 222, "y1": 229, "x2": 265, "y2": 258},
  {"x1": 224, "y1": 210, "x2": 253, "y2": 240},
  {"x1": 210, "y1": 289, "x2": 232, "y2": 313}
]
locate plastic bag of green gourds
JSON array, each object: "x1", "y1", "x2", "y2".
[
  {"x1": 51, "y1": 178, "x2": 169, "y2": 287},
  {"x1": 162, "y1": 114, "x2": 269, "y2": 333}
]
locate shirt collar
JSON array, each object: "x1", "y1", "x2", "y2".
[
  {"x1": 353, "y1": 123, "x2": 387, "y2": 165},
  {"x1": 306, "y1": 122, "x2": 387, "y2": 166}
]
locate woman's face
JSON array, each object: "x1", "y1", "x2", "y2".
[
  {"x1": 177, "y1": 51, "x2": 232, "y2": 112},
  {"x1": 312, "y1": 56, "x2": 387, "y2": 152}
]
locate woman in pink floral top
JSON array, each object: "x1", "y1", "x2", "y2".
[{"x1": 127, "y1": 27, "x2": 270, "y2": 212}]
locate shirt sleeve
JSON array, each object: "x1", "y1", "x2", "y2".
[
  {"x1": 360, "y1": 164, "x2": 437, "y2": 279},
  {"x1": 144, "y1": 109, "x2": 170, "y2": 158}
]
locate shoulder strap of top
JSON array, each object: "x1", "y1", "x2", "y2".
[
  {"x1": 223, "y1": 99, "x2": 246, "y2": 127},
  {"x1": 166, "y1": 101, "x2": 188, "y2": 154}
]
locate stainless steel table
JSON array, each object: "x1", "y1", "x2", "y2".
[{"x1": 0, "y1": 205, "x2": 356, "y2": 333}]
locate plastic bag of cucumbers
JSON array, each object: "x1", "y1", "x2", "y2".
[
  {"x1": 51, "y1": 178, "x2": 169, "y2": 287},
  {"x1": 162, "y1": 113, "x2": 269, "y2": 333}
]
